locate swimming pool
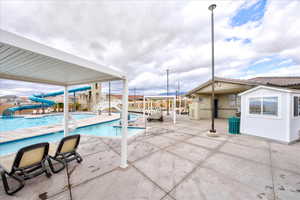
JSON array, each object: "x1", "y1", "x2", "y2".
[
  {"x1": 0, "y1": 116, "x2": 143, "y2": 156},
  {"x1": 0, "y1": 113, "x2": 95, "y2": 132}
]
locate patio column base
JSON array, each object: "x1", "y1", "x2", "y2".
[
  {"x1": 120, "y1": 164, "x2": 128, "y2": 169},
  {"x1": 207, "y1": 130, "x2": 219, "y2": 137}
]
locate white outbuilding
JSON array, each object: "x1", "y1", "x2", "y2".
[{"x1": 239, "y1": 86, "x2": 300, "y2": 143}]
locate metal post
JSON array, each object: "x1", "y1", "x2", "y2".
[
  {"x1": 143, "y1": 96, "x2": 145, "y2": 119},
  {"x1": 178, "y1": 81, "x2": 181, "y2": 115},
  {"x1": 173, "y1": 96, "x2": 176, "y2": 124},
  {"x1": 73, "y1": 92, "x2": 76, "y2": 112},
  {"x1": 175, "y1": 89, "x2": 178, "y2": 114},
  {"x1": 120, "y1": 79, "x2": 128, "y2": 168},
  {"x1": 209, "y1": 4, "x2": 217, "y2": 134},
  {"x1": 63, "y1": 86, "x2": 69, "y2": 136},
  {"x1": 167, "y1": 69, "x2": 169, "y2": 115},
  {"x1": 41, "y1": 93, "x2": 45, "y2": 114},
  {"x1": 134, "y1": 87, "x2": 136, "y2": 109},
  {"x1": 108, "y1": 81, "x2": 111, "y2": 116}
]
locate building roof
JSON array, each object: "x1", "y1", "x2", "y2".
[
  {"x1": 249, "y1": 77, "x2": 300, "y2": 87},
  {"x1": 0, "y1": 29, "x2": 126, "y2": 86},
  {"x1": 187, "y1": 77, "x2": 258, "y2": 96},
  {"x1": 238, "y1": 85, "x2": 300, "y2": 96},
  {"x1": 188, "y1": 76, "x2": 300, "y2": 96}
]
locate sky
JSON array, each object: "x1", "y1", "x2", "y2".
[{"x1": 0, "y1": 0, "x2": 300, "y2": 97}]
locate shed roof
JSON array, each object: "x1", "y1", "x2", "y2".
[
  {"x1": 238, "y1": 85, "x2": 300, "y2": 96},
  {"x1": 0, "y1": 29, "x2": 126, "y2": 86}
]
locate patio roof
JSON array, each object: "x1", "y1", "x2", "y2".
[
  {"x1": 0, "y1": 29, "x2": 125, "y2": 86},
  {"x1": 143, "y1": 95, "x2": 177, "y2": 124},
  {"x1": 0, "y1": 29, "x2": 129, "y2": 169},
  {"x1": 144, "y1": 95, "x2": 176, "y2": 100}
]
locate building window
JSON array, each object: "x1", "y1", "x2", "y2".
[
  {"x1": 263, "y1": 97, "x2": 278, "y2": 116},
  {"x1": 249, "y1": 97, "x2": 261, "y2": 114},
  {"x1": 249, "y1": 97, "x2": 279, "y2": 116},
  {"x1": 294, "y1": 96, "x2": 300, "y2": 117},
  {"x1": 236, "y1": 96, "x2": 241, "y2": 112},
  {"x1": 228, "y1": 94, "x2": 237, "y2": 107}
]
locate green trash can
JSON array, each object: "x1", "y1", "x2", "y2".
[{"x1": 228, "y1": 117, "x2": 240, "y2": 134}]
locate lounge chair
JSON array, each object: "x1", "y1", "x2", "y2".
[
  {"x1": 0, "y1": 143, "x2": 51, "y2": 195},
  {"x1": 147, "y1": 112, "x2": 163, "y2": 122},
  {"x1": 47, "y1": 135, "x2": 83, "y2": 173}
]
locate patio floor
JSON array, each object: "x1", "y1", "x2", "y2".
[{"x1": 1, "y1": 117, "x2": 300, "y2": 200}]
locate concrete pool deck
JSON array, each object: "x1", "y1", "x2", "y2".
[
  {"x1": 0, "y1": 113, "x2": 120, "y2": 143},
  {"x1": 0, "y1": 116, "x2": 300, "y2": 200}
]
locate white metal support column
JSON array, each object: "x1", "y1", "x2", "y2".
[
  {"x1": 147, "y1": 99, "x2": 149, "y2": 115},
  {"x1": 179, "y1": 96, "x2": 182, "y2": 115},
  {"x1": 173, "y1": 96, "x2": 176, "y2": 124},
  {"x1": 184, "y1": 98, "x2": 187, "y2": 112},
  {"x1": 168, "y1": 99, "x2": 170, "y2": 112},
  {"x1": 121, "y1": 79, "x2": 129, "y2": 168},
  {"x1": 63, "y1": 86, "x2": 69, "y2": 136},
  {"x1": 143, "y1": 96, "x2": 145, "y2": 119}
]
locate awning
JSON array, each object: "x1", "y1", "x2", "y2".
[
  {"x1": 0, "y1": 29, "x2": 126, "y2": 85},
  {"x1": 0, "y1": 29, "x2": 129, "y2": 169}
]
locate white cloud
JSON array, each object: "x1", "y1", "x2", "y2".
[
  {"x1": 0, "y1": 0, "x2": 299, "y2": 96},
  {"x1": 253, "y1": 57, "x2": 272, "y2": 65},
  {"x1": 243, "y1": 65, "x2": 300, "y2": 79},
  {"x1": 0, "y1": 90, "x2": 15, "y2": 96},
  {"x1": 277, "y1": 59, "x2": 293, "y2": 66}
]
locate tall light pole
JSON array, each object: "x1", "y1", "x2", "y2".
[{"x1": 208, "y1": 4, "x2": 217, "y2": 135}]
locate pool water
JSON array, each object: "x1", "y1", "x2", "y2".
[
  {"x1": 0, "y1": 114, "x2": 143, "y2": 156},
  {"x1": 0, "y1": 114, "x2": 95, "y2": 132}
]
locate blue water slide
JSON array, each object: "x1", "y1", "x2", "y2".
[{"x1": 2, "y1": 86, "x2": 91, "y2": 117}]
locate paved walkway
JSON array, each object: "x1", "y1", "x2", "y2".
[{"x1": 1, "y1": 117, "x2": 300, "y2": 200}]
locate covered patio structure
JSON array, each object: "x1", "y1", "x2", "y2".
[
  {"x1": 0, "y1": 29, "x2": 129, "y2": 168},
  {"x1": 143, "y1": 95, "x2": 177, "y2": 124}
]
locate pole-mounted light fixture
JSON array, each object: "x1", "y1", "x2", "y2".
[
  {"x1": 208, "y1": 4, "x2": 216, "y2": 11},
  {"x1": 208, "y1": 4, "x2": 218, "y2": 137}
]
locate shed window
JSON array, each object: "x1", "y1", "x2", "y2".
[
  {"x1": 249, "y1": 97, "x2": 278, "y2": 116},
  {"x1": 294, "y1": 96, "x2": 300, "y2": 117},
  {"x1": 249, "y1": 98, "x2": 261, "y2": 114},
  {"x1": 263, "y1": 97, "x2": 278, "y2": 116}
]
